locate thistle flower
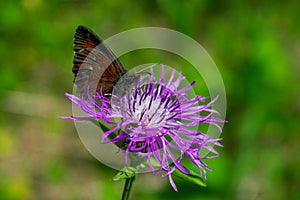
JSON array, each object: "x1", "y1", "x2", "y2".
[{"x1": 62, "y1": 66, "x2": 224, "y2": 191}]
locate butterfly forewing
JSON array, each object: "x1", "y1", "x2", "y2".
[{"x1": 73, "y1": 25, "x2": 126, "y2": 96}]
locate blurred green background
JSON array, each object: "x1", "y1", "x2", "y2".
[{"x1": 0, "y1": 0, "x2": 299, "y2": 199}]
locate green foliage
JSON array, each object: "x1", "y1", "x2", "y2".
[
  {"x1": 0, "y1": 0, "x2": 299, "y2": 199},
  {"x1": 172, "y1": 168, "x2": 206, "y2": 187},
  {"x1": 113, "y1": 167, "x2": 137, "y2": 182}
]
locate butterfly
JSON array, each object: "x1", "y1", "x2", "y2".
[{"x1": 72, "y1": 25, "x2": 138, "y2": 97}]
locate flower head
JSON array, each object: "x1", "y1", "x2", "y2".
[{"x1": 62, "y1": 66, "x2": 224, "y2": 191}]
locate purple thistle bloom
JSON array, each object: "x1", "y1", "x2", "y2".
[{"x1": 62, "y1": 66, "x2": 224, "y2": 191}]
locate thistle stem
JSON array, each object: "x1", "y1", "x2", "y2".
[{"x1": 121, "y1": 175, "x2": 136, "y2": 200}]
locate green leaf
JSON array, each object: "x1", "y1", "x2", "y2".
[
  {"x1": 113, "y1": 167, "x2": 137, "y2": 182},
  {"x1": 151, "y1": 158, "x2": 206, "y2": 187},
  {"x1": 172, "y1": 169, "x2": 207, "y2": 187}
]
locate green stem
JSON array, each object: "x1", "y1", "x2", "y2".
[{"x1": 121, "y1": 175, "x2": 136, "y2": 200}]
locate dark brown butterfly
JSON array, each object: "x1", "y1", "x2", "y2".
[{"x1": 73, "y1": 25, "x2": 138, "y2": 97}]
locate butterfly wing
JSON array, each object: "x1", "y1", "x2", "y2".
[{"x1": 73, "y1": 25, "x2": 126, "y2": 96}]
